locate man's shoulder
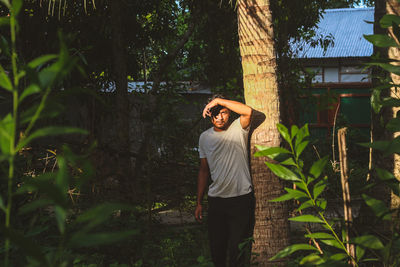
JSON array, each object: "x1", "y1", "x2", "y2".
[{"x1": 199, "y1": 127, "x2": 213, "y2": 140}]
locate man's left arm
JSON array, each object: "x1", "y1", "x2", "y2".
[{"x1": 203, "y1": 98, "x2": 252, "y2": 129}]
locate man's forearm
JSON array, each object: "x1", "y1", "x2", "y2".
[
  {"x1": 215, "y1": 98, "x2": 252, "y2": 118},
  {"x1": 197, "y1": 170, "x2": 208, "y2": 205}
]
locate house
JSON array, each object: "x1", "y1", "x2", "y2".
[{"x1": 293, "y1": 8, "x2": 374, "y2": 137}]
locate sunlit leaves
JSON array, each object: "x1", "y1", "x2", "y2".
[
  {"x1": 270, "y1": 244, "x2": 319, "y2": 260},
  {"x1": 265, "y1": 162, "x2": 300, "y2": 181},
  {"x1": 364, "y1": 34, "x2": 398, "y2": 48}
]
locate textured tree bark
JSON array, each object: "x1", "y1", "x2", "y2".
[
  {"x1": 111, "y1": 0, "x2": 134, "y2": 203},
  {"x1": 237, "y1": 1, "x2": 289, "y2": 266},
  {"x1": 387, "y1": 0, "x2": 400, "y2": 220}
]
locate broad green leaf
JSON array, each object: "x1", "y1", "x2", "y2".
[
  {"x1": 376, "y1": 168, "x2": 396, "y2": 181},
  {"x1": 254, "y1": 146, "x2": 291, "y2": 158},
  {"x1": 11, "y1": 0, "x2": 22, "y2": 15},
  {"x1": 265, "y1": 162, "x2": 300, "y2": 181},
  {"x1": 18, "y1": 199, "x2": 53, "y2": 214},
  {"x1": 0, "y1": 65, "x2": 13, "y2": 91},
  {"x1": 364, "y1": 34, "x2": 398, "y2": 47},
  {"x1": 387, "y1": 117, "x2": 400, "y2": 132},
  {"x1": 270, "y1": 243, "x2": 318, "y2": 260},
  {"x1": 366, "y1": 62, "x2": 400, "y2": 75},
  {"x1": 0, "y1": 113, "x2": 13, "y2": 155},
  {"x1": 313, "y1": 181, "x2": 327, "y2": 199},
  {"x1": 0, "y1": 0, "x2": 11, "y2": 8},
  {"x1": 68, "y1": 230, "x2": 139, "y2": 248},
  {"x1": 285, "y1": 187, "x2": 309, "y2": 200},
  {"x1": 329, "y1": 253, "x2": 348, "y2": 261},
  {"x1": 356, "y1": 245, "x2": 366, "y2": 261},
  {"x1": 295, "y1": 140, "x2": 309, "y2": 158},
  {"x1": 75, "y1": 203, "x2": 133, "y2": 232},
  {"x1": 55, "y1": 206, "x2": 66, "y2": 234},
  {"x1": 0, "y1": 194, "x2": 5, "y2": 212},
  {"x1": 19, "y1": 84, "x2": 41, "y2": 103},
  {"x1": 16, "y1": 126, "x2": 88, "y2": 151},
  {"x1": 299, "y1": 254, "x2": 325, "y2": 265},
  {"x1": 289, "y1": 215, "x2": 323, "y2": 223},
  {"x1": 371, "y1": 89, "x2": 382, "y2": 113},
  {"x1": 280, "y1": 157, "x2": 297, "y2": 166},
  {"x1": 297, "y1": 200, "x2": 314, "y2": 212},
  {"x1": 309, "y1": 156, "x2": 328, "y2": 179},
  {"x1": 0, "y1": 226, "x2": 49, "y2": 265},
  {"x1": 305, "y1": 232, "x2": 335, "y2": 240},
  {"x1": 316, "y1": 198, "x2": 327, "y2": 211},
  {"x1": 291, "y1": 125, "x2": 299, "y2": 140},
  {"x1": 362, "y1": 194, "x2": 392, "y2": 220},
  {"x1": 270, "y1": 193, "x2": 294, "y2": 202},
  {"x1": 0, "y1": 17, "x2": 10, "y2": 27},
  {"x1": 351, "y1": 235, "x2": 384, "y2": 250},
  {"x1": 295, "y1": 124, "x2": 309, "y2": 148},
  {"x1": 320, "y1": 238, "x2": 344, "y2": 249},
  {"x1": 27, "y1": 54, "x2": 58, "y2": 69},
  {"x1": 277, "y1": 123, "x2": 291, "y2": 145},
  {"x1": 380, "y1": 14, "x2": 400, "y2": 28},
  {"x1": 294, "y1": 181, "x2": 307, "y2": 191}
]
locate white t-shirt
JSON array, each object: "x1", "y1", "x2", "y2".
[{"x1": 199, "y1": 118, "x2": 252, "y2": 198}]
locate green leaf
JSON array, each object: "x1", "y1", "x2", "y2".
[
  {"x1": 254, "y1": 146, "x2": 291, "y2": 158},
  {"x1": 316, "y1": 198, "x2": 327, "y2": 211},
  {"x1": 270, "y1": 193, "x2": 294, "y2": 202},
  {"x1": 277, "y1": 123, "x2": 291, "y2": 145},
  {"x1": 27, "y1": 54, "x2": 58, "y2": 69},
  {"x1": 0, "y1": 226, "x2": 49, "y2": 265},
  {"x1": 291, "y1": 125, "x2": 299, "y2": 140},
  {"x1": 0, "y1": 17, "x2": 10, "y2": 27},
  {"x1": 0, "y1": 113, "x2": 13, "y2": 155},
  {"x1": 305, "y1": 232, "x2": 335, "y2": 240},
  {"x1": 270, "y1": 243, "x2": 318, "y2": 260},
  {"x1": 362, "y1": 194, "x2": 392, "y2": 220},
  {"x1": 299, "y1": 254, "x2": 325, "y2": 265},
  {"x1": 295, "y1": 140, "x2": 309, "y2": 158},
  {"x1": 313, "y1": 181, "x2": 327, "y2": 199},
  {"x1": 329, "y1": 253, "x2": 348, "y2": 261},
  {"x1": 387, "y1": 117, "x2": 400, "y2": 132},
  {"x1": 289, "y1": 215, "x2": 323, "y2": 223},
  {"x1": 371, "y1": 88, "x2": 383, "y2": 113},
  {"x1": 364, "y1": 34, "x2": 398, "y2": 47},
  {"x1": 265, "y1": 162, "x2": 300, "y2": 181},
  {"x1": 320, "y1": 238, "x2": 344, "y2": 249},
  {"x1": 11, "y1": 0, "x2": 22, "y2": 15},
  {"x1": 285, "y1": 187, "x2": 309, "y2": 200},
  {"x1": 0, "y1": 194, "x2": 5, "y2": 212},
  {"x1": 356, "y1": 245, "x2": 366, "y2": 261},
  {"x1": 55, "y1": 206, "x2": 66, "y2": 234},
  {"x1": 295, "y1": 124, "x2": 309, "y2": 148},
  {"x1": 75, "y1": 203, "x2": 133, "y2": 232},
  {"x1": 366, "y1": 62, "x2": 400, "y2": 75},
  {"x1": 280, "y1": 157, "x2": 297, "y2": 166},
  {"x1": 380, "y1": 14, "x2": 400, "y2": 28},
  {"x1": 68, "y1": 230, "x2": 139, "y2": 248},
  {"x1": 18, "y1": 199, "x2": 53, "y2": 215},
  {"x1": 0, "y1": 0, "x2": 11, "y2": 8},
  {"x1": 351, "y1": 235, "x2": 384, "y2": 250},
  {"x1": 16, "y1": 126, "x2": 88, "y2": 151},
  {"x1": 309, "y1": 156, "x2": 328, "y2": 179},
  {"x1": 19, "y1": 84, "x2": 41, "y2": 103},
  {"x1": 0, "y1": 65, "x2": 13, "y2": 91},
  {"x1": 297, "y1": 200, "x2": 314, "y2": 212}
]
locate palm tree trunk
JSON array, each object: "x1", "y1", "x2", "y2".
[{"x1": 237, "y1": 0, "x2": 289, "y2": 266}]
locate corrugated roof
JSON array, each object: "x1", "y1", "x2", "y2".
[{"x1": 293, "y1": 8, "x2": 374, "y2": 59}]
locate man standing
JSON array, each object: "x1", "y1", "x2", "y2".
[{"x1": 195, "y1": 95, "x2": 255, "y2": 267}]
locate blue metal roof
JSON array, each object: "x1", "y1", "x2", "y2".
[{"x1": 293, "y1": 8, "x2": 374, "y2": 59}]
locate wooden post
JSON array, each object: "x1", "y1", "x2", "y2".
[{"x1": 337, "y1": 127, "x2": 356, "y2": 265}]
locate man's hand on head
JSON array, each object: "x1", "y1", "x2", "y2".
[{"x1": 203, "y1": 98, "x2": 220, "y2": 118}]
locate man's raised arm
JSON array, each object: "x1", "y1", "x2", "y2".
[{"x1": 203, "y1": 98, "x2": 252, "y2": 129}]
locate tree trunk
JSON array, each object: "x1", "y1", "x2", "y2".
[
  {"x1": 111, "y1": 0, "x2": 133, "y2": 203},
  {"x1": 387, "y1": 0, "x2": 400, "y2": 219},
  {"x1": 237, "y1": 1, "x2": 289, "y2": 266}
]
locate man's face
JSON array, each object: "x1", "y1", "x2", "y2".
[{"x1": 211, "y1": 108, "x2": 230, "y2": 130}]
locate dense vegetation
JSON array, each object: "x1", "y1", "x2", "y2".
[{"x1": 2, "y1": 0, "x2": 400, "y2": 266}]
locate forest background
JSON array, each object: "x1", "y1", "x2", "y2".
[{"x1": 3, "y1": 0, "x2": 400, "y2": 266}]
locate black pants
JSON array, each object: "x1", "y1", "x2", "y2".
[{"x1": 208, "y1": 192, "x2": 255, "y2": 267}]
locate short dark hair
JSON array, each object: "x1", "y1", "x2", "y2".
[{"x1": 207, "y1": 94, "x2": 226, "y2": 104}]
